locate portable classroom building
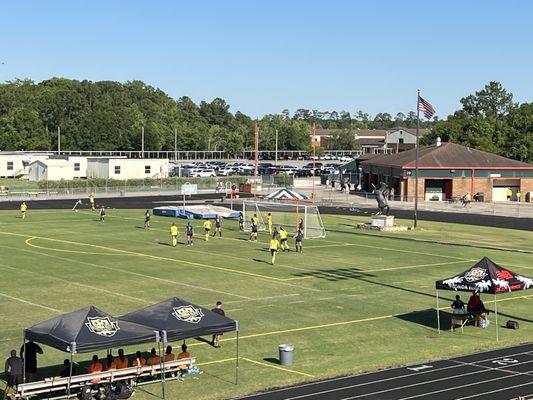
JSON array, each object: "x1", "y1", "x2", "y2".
[{"x1": 87, "y1": 158, "x2": 169, "y2": 180}]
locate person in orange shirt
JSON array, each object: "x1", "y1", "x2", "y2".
[
  {"x1": 88, "y1": 355, "x2": 103, "y2": 383},
  {"x1": 146, "y1": 348, "x2": 160, "y2": 366},
  {"x1": 115, "y1": 349, "x2": 129, "y2": 369},
  {"x1": 177, "y1": 344, "x2": 191, "y2": 380},
  {"x1": 132, "y1": 351, "x2": 146, "y2": 368},
  {"x1": 164, "y1": 346, "x2": 175, "y2": 363},
  {"x1": 105, "y1": 354, "x2": 117, "y2": 371}
]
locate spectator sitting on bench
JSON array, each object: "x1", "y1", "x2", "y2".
[
  {"x1": 177, "y1": 344, "x2": 191, "y2": 381},
  {"x1": 451, "y1": 295, "x2": 466, "y2": 315},
  {"x1": 147, "y1": 348, "x2": 160, "y2": 366},
  {"x1": 467, "y1": 291, "x2": 488, "y2": 326},
  {"x1": 132, "y1": 351, "x2": 146, "y2": 369},
  {"x1": 164, "y1": 346, "x2": 175, "y2": 363},
  {"x1": 115, "y1": 349, "x2": 128, "y2": 369},
  {"x1": 88, "y1": 355, "x2": 103, "y2": 383},
  {"x1": 59, "y1": 359, "x2": 76, "y2": 378},
  {"x1": 105, "y1": 354, "x2": 117, "y2": 371}
]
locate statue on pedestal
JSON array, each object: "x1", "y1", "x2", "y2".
[{"x1": 373, "y1": 182, "x2": 390, "y2": 216}]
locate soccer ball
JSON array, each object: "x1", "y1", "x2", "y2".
[{"x1": 75, "y1": 210, "x2": 78, "y2": 213}]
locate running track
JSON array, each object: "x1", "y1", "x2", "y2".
[{"x1": 237, "y1": 343, "x2": 533, "y2": 400}]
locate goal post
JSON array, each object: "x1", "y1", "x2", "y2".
[{"x1": 242, "y1": 200, "x2": 326, "y2": 239}]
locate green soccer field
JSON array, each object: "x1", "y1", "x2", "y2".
[{"x1": 0, "y1": 208, "x2": 532, "y2": 399}]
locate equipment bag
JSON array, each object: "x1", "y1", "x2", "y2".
[
  {"x1": 506, "y1": 320, "x2": 519, "y2": 329},
  {"x1": 78, "y1": 384, "x2": 93, "y2": 400}
]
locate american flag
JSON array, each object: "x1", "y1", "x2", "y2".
[{"x1": 418, "y1": 96, "x2": 436, "y2": 119}]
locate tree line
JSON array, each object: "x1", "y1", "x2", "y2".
[{"x1": 0, "y1": 78, "x2": 531, "y2": 162}]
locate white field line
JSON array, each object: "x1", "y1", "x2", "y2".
[{"x1": 0, "y1": 292, "x2": 63, "y2": 313}]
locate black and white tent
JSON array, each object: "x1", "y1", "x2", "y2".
[
  {"x1": 435, "y1": 257, "x2": 533, "y2": 340},
  {"x1": 265, "y1": 188, "x2": 308, "y2": 200},
  {"x1": 120, "y1": 297, "x2": 239, "y2": 385},
  {"x1": 24, "y1": 306, "x2": 160, "y2": 397}
]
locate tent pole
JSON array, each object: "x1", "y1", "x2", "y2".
[
  {"x1": 436, "y1": 290, "x2": 440, "y2": 333},
  {"x1": 494, "y1": 293, "x2": 499, "y2": 342},
  {"x1": 67, "y1": 344, "x2": 74, "y2": 398},
  {"x1": 156, "y1": 331, "x2": 165, "y2": 400},
  {"x1": 235, "y1": 328, "x2": 240, "y2": 385},
  {"x1": 22, "y1": 330, "x2": 26, "y2": 390}
]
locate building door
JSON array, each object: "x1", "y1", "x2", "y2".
[
  {"x1": 424, "y1": 179, "x2": 446, "y2": 201},
  {"x1": 443, "y1": 179, "x2": 453, "y2": 201},
  {"x1": 492, "y1": 179, "x2": 520, "y2": 202}
]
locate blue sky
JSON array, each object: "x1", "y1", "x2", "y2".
[{"x1": 1, "y1": 1, "x2": 532, "y2": 119}]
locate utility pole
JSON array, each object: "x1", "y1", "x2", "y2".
[
  {"x1": 414, "y1": 90, "x2": 420, "y2": 229},
  {"x1": 57, "y1": 126, "x2": 61, "y2": 155},
  {"x1": 312, "y1": 122, "x2": 316, "y2": 201},
  {"x1": 253, "y1": 121, "x2": 259, "y2": 197},
  {"x1": 174, "y1": 128, "x2": 178, "y2": 162},
  {"x1": 141, "y1": 126, "x2": 145, "y2": 158},
  {"x1": 275, "y1": 129, "x2": 278, "y2": 165}
]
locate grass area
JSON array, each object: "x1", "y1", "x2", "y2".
[
  {"x1": 0, "y1": 208, "x2": 532, "y2": 399},
  {"x1": 0, "y1": 178, "x2": 39, "y2": 190}
]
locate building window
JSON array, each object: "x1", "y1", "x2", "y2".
[
  {"x1": 7, "y1": 162, "x2": 14, "y2": 171},
  {"x1": 74, "y1": 163, "x2": 80, "y2": 171},
  {"x1": 145, "y1": 165, "x2": 151, "y2": 174},
  {"x1": 114, "y1": 166, "x2": 121, "y2": 174},
  {"x1": 398, "y1": 138, "x2": 404, "y2": 144}
]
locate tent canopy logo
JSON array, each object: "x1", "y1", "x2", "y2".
[
  {"x1": 172, "y1": 306, "x2": 204, "y2": 324},
  {"x1": 85, "y1": 317, "x2": 120, "y2": 337},
  {"x1": 464, "y1": 267, "x2": 487, "y2": 282}
]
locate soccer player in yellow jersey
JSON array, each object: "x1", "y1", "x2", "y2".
[
  {"x1": 20, "y1": 202, "x2": 28, "y2": 220},
  {"x1": 266, "y1": 212, "x2": 273, "y2": 235},
  {"x1": 203, "y1": 219, "x2": 212, "y2": 241},
  {"x1": 170, "y1": 223, "x2": 179, "y2": 247},
  {"x1": 279, "y1": 226, "x2": 289, "y2": 252},
  {"x1": 89, "y1": 194, "x2": 95, "y2": 211},
  {"x1": 269, "y1": 236, "x2": 280, "y2": 265}
]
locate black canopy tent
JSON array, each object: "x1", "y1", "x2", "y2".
[
  {"x1": 23, "y1": 305, "x2": 160, "y2": 397},
  {"x1": 120, "y1": 297, "x2": 240, "y2": 390},
  {"x1": 435, "y1": 257, "x2": 533, "y2": 341}
]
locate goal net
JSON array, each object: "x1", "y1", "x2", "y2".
[{"x1": 242, "y1": 200, "x2": 326, "y2": 239}]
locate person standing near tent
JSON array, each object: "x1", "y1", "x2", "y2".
[
  {"x1": 294, "y1": 229, "x2": 303, "y2": 253},
  {"x1": 266, "y1": 212, "x2": 273, "y2": 235},
  {"x1": 238, "y1": 212, "x2": 244, "y2": 232},
  {"x1": 269, "y1": 235, "x2": 280, "y2": 265},
  {"x1": 249, "y1": 214, "x2": 259, "y2": 241},
  {"x1": 4, "y1": 349, "x2": 23, "y2": 397},
  {"x1": 99, "y1": 206, "x2": 106, "y2": 222},
  {"x1": 211, "y1": 301, "x2": 225, "y2": 348},
  {"x1": 20, "y1": 341, "x2": 43, "y2": 382},
  {"x1": 144, "y1": 209, "x2": 151, "y2": 229},
  {"x1": 213, "y1": 215, "x2": 222, "y2": 237},
  {"x1": 186, "y1": 222, "x2": 194, "y2": 246},
  {"x1": 89, "y1": 194, "x2": 95, "y2": 211},
  {"x1": 279, "y1": 226, "x2": 289, "y2": 252},
  {"x1": 170, "y1": 223, "x2": 179, "y2": 247},
  {"x1": 203, "y1": 219, "x2": 212, "y2": 241},
  {"x1": 20, "y1": 202, "x2": 27, "y2": 220}
]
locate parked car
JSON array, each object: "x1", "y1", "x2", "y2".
[
  {"x1": 194, "y1": 169, "x2": 216, "y2": 177},
  {"x1": 338, "y1": 155, "x2": 353, "y2": 163}
]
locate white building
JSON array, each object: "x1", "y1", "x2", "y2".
[
  {"x1": 28, "y1": 159, "x2": 75, "y2": 181},
  {"x1": 0, "y1": 152, "x2": 52, "y2": 178},
  {"x1": 87, "y1": 158, "x2": 169, "y2": 180}
]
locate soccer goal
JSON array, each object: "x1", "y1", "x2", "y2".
[{"x1": 242, "y1": 200, "x2": 326, "y2": 239}]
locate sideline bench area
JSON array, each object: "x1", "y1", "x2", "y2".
[{"x1": 15, "y1": 357, "x2": 196, "y2": 399}]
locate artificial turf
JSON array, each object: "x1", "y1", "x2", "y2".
[{"x1": 0, "y1": 208, "x2": 531, "y2": 399}]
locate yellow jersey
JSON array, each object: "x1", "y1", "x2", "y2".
[
  {"x1": 267, "y1": 215, "x2": 272, "y2": 225},
  {"x1": 269, "y1": 239, "x2": 279, "y2": 250},
  {"x1": 20, "y1": 204, "x2": 27, "y2": 212},
  {"x1": 204, "y1": 220, "x2": 212, "y2": 230},
  {"x1": 251, "y1": 217, "x2": 259, "y2": 226},
  {"x1": 170, "y1": 225, "x2": 179, "y2": 236},
  {"x1": 279, "y1": 229, "x2": 287, "y2": 240},
  {"x1": 89, "y1": 195, "x2": 94, "y2": 203}
]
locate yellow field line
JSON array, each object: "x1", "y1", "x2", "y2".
[
  {"x1": 241, "y1": 357, "x2": 315, "y2": 378},
  {"x1": 196, "y1": 357, "x2": 237, "y2": 366}
]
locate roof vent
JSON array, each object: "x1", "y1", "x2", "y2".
[{"x1": 436, "y1": 137, "x2": 442, "y2": 147}]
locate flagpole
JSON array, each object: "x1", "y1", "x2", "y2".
[{"x1": 414, "y1": 89, "x2": 420, "y2": 229}]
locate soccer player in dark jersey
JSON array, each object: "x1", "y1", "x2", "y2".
[
  {"x1": 186, "y1": 222, "x2": 194, "y2": 246},
  {"x1": 99, "y1": 206, "x2": 106, "y2": 222},
  {"x1": 295, "y1": 229, "x2": 303, "y2": 253},
  {"x1": 249, "y1": 214, "x2": 259, "y2": 241},
  {"x1": 144, "y1": 209, "x2": 151, "y2": 229},
  {"x1": 298, "y1": 217, "x2": 304, "y2": 232},
  {"x1": 213, "y1": 215, "x2": 222, "y2": 237},
  {"x1": 238, "y1": 212, "x2": 244, "y2": 232}
]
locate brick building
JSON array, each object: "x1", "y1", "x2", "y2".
[{"x1": 360, "y1": 142, "x2": 533, "y2": 202}]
